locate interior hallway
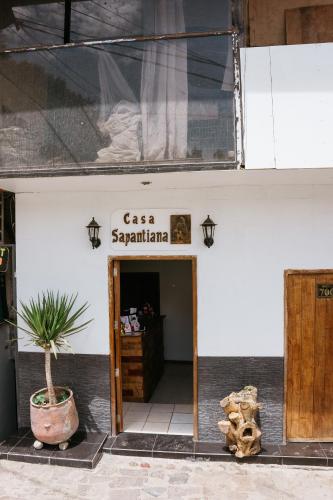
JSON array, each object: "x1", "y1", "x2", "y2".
[{"x1": 123, "y1": 362, "x2": 193, "y2": 435}]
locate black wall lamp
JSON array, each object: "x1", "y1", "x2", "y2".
[
  {"x1": 201, "y1": 215, "x2": 217, "y2": 248},
  {"x1": 86, "y1": 217, "x2": 101, "y2": 249}
]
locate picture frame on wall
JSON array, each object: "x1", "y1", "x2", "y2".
[{"x1": 170, "y1": 214, "x2": 191, "y2": 244}]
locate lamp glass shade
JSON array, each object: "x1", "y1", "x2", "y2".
[
  {"x1": 201, "y1": 215, "x2": 217, "y2": 248},
  {"x1": 86, "y1": 217, "x2": 101, "y2": 249}
]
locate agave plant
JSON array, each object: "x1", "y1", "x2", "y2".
[{"x1": 9, "y1": 291, "x2": 92, "y2": 406}]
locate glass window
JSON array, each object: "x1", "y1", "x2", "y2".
[
  {"x1": 70, "y1": 0, "x2": 232, "y2": 41},
  {"x1": 0, "y1": 1, "x2": 65, "y2": 50},
  {"x1": 0, "y1": 35, "x2": 235, "y2": 169}
]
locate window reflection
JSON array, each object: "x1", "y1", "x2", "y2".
[
  {"x1": 0, "y1": 1, "x2": 65, "y2": 50},
  {"x1": 71, "y1": 0, "x2": 232, "y2": 41},
  {"x1": 0, "y1": 36, "x2": 235, "y2": 169},
  {"x1": 0, "y1": 1, "x2": 233, "y2": 49}
]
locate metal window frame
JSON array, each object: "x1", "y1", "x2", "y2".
[
  {"x1": 0, "y1": 29, "x2": 237, "y2": 54},
  {"x1": 2, "y1": 0, "x2": 243, "y2": 52},
  {"x1": 0, "y1": 28, "x2": 244, "y2": 177}
]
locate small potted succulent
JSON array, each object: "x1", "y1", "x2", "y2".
[{"x1": 9, "y1": 291, "x2": 91, "y2": 450}]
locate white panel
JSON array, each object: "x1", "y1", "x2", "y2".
[
  {"x1": 270, "y1": 43, "x2": 333, "y2": 169},
  {"x1": 4, "y1": 168, "x2": 333, "y2": 194},
  {"x1": 240, "y1": 47, "x2": 275, "y2": 169},
  {"x1": 242, "y1": 43, "x2": 333, "y2": 169},
  {"x1": 15, "y1": 170, "x2": 333, "y2": 357}
]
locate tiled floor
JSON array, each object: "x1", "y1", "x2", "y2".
[
  {"x1": 123, "y1": 362, "x2": 194, "y2": 435},
  {"x1": 149, "y1": 362, "x2": 193, "y2": 404},
  {"x1": 2, "y1": 430, "x2": 333, "y2": 469},
  {"x1": 104, "y1": 432, "x2": 333, "y2": 466},
  {"x1": 123, "y1": 402, "x2": 193, "y2": 435},
  {"x1": 0, "y1": 429, "x2": 107, "y2": 469}
]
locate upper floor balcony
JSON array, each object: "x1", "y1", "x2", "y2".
[
  {"x1": 1, "y1": 1, "x2": 332, "y2": 178},
  {"x1": 0, "y1": 0, "x2": 241, "y2": 177}
]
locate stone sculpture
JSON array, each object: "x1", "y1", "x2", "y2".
[{"x1": 218, "y1": 386, "x2": 262, "y2": 458}]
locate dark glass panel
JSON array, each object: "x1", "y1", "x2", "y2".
[
  {"x1": 0, "y1": 1, "x2": 65, "y2": 49},
  {"x1": 0, "y1": 35, "x2": 235, "y2": 170},
  {"x1": 70, "y1": 0, "x2": 232, "y2": 41}
]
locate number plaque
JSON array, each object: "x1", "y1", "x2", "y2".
[{"x1": 317, "y1": 284, "x2": 333, "y2": 298}]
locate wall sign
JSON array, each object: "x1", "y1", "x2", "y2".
[
  {"x1": 111, "y1": 210, "x2": 192, "y2": 249},
  {"x1": 0, "y1": 247, "x2": 9, "y2": 273},
  {"x1": 317, "y1": 284, "x2": 333, "y2": 298}
]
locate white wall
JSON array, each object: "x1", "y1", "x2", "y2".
[
  {"x1": 241, "y1": 43, "x2": 333, "y2": 169},
  {"x1": 15, "y1": 175, "x2": 333, "y2": 357},
  {"x1": 121, "y1": 260, "x2": 193, "y2": 361}
]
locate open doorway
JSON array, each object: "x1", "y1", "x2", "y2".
[{"x1": 109, "y1": 256, "x2": 197, "y2": 439}]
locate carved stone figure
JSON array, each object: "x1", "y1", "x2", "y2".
[{"x1": 218, "y1": 386, "x2": 262, "y2": 458}]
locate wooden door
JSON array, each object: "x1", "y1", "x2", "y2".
[
  {"x1": 109, "y1": 260, "x2": 123, "y2": 434},
  {"x1": 286, "y1": 271, "x2": 333, "y2": 441}
]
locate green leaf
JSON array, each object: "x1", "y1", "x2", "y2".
[
  {"x1": 33, "y1": 393, "x2": 47, "y2": 405},
  {"x1": 10, "y1": 291, "x2": 93, "y2": 355}
]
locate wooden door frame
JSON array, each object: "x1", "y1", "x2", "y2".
[
  {"x1": 284, "y1": 269, "x2": 333, "y2": 443},
  {"x1": 108, "y1": 255, "x2": 198, "y2": 440}
]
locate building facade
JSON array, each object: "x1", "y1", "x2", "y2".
[{"x1": 0, "y1": 0, "x2": 333, "y2": 445}]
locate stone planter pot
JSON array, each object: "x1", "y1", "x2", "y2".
[{"x1": 30, "y1": 387, "x2": 79, "y2": 449}]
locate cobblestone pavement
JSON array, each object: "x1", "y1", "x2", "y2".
[{"x1": 0, "y1": 455, "x2": 332, "y2": 500}]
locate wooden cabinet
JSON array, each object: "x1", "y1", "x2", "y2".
[{"x1": 121, "y1": 317, "x2": 164, "y2": 402}]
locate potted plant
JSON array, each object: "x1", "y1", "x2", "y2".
[{"x1": 9, "y1": 291, "x2": 92, "y2": 450}]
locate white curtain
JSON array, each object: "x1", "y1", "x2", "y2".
[
  {"x1": 96, "y1": 0, "x2": 188, "y2": 163},
  {"x1": 96, "y1": 50, "x2": 141, "y2": 162},
  {"x1": 140, "y1": 0, "x2": 188, "y2": 161}
]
